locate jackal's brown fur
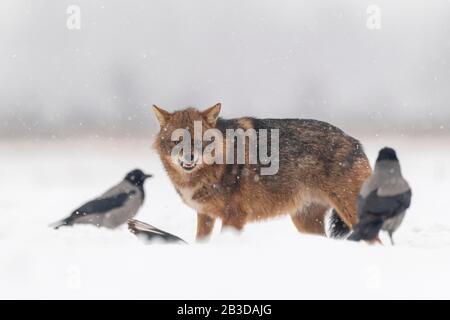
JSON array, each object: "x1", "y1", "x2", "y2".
[{"x1": 152, "y1": 103, "x2": 371, "y2": 241}]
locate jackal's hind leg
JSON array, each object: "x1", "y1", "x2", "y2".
[{"x1": 290, "y1": 203, "x2": 328, "y2": 236}]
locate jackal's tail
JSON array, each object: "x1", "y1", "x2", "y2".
[{"x1": 328, "y1": 210, "x2": 351, "y2": 239}]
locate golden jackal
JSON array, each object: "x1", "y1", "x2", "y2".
[{"x1": 152, "y1": 103, "x2": 371, "y2": 241}]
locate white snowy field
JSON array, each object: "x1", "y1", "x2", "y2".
[{"x1": 1, "y1": 135, "x2": 450, "y2": 299}]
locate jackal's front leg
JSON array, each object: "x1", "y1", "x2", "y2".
[
  {"x1": 196, "y1": 213, "x2": 215, "y2": 242},
  {"x1": 221, "y1": 207, "x2": 247, "y2": 233}
]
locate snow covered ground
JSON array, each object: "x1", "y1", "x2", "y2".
[{"x1": 1, "y1": 134, "x2": 450, "y2": 299}]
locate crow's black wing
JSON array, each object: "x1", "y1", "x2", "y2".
[
  {"x1": 363, "y1": 189, "x2": 412, "y2": 219},
  {"x1": 348, "y1": 216, "x2": 384, "y2": 242},
  {"x1": 72, "y1": 191, "x2": 136, "y2": 216},
  {"x1": 349, "y1": 189, "x2": 411, "y2": 242},
  {"x1": 128, "y1": 219, "x2": 187, "y2": 244}
]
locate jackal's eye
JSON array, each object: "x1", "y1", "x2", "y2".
[{"x1": 169, "y1": 139, "x2": 181, "y2": 147}]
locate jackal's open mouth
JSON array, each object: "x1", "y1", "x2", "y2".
[{"x1": 178, "y1": 159, "x2": 196, "y2": 171}]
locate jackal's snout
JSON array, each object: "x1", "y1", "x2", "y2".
[{"x1": 173, "y1": 147, "x2": 201, "y2": 172}]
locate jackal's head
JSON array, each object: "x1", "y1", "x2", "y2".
[{"x1": 152, "y1": 103, "x2": 222, "y2": 174}]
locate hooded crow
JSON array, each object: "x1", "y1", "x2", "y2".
[
  {"x1": 52, "y1": 169, "x2": 152, "y2": 229},
  {"x1": 348, "y1": 147, "x2": 411, "y2": 245}
]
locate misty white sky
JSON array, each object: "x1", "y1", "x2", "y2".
[{"x1": 1, "y1": 0, "x2": 449, "y2": 137}]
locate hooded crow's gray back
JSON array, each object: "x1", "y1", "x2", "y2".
[{"x1": 360, "y1": 160, "x2": 410, "y2": 198}]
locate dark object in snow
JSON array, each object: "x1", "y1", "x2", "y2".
[
  {"x1": 128, "y1": 219, "x2": 187, "y2": 244},
  {"x1": 51, "y1": 169, "x2": 152, "y2": 229},
  {"x1": 329, "y1": 209, "x2": 351, "y2": 239},
  {"x1": 348, "y1": 148, "x2": 412, "y2": 245}
]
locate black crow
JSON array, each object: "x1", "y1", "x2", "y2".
[{"x1": 349, "y1": 148, "x2": 411, "y2": 245}]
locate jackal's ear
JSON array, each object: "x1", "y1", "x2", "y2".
[
  {"x1": 202, "y1": 103, "x2": 221, "y2": 126},
  {"x1": 152, "y1": 105, "x2": 171, "y2": 126}
]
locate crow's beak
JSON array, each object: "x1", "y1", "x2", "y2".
[{"x1": 144, "y1": 174, "x2": 153, "y2": 179}]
